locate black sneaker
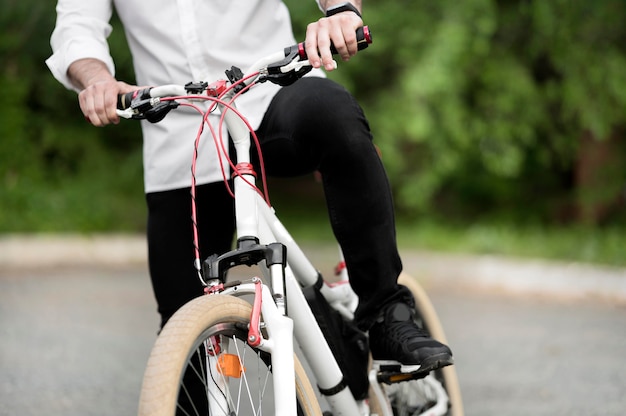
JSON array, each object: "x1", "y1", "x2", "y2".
[{"x1": 369, "y1": 302, "x2": 454, "y2": 374}]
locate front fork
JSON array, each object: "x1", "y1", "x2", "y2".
[
  {"x1": 203, "y1": 280, "x2": 296, "y2": 416},
  {"x1": 197, "y1": 85, "x2": 297, "y2": 415},
  {"x1": 203, "y1": 238, "x2": 296, "y2": 416}
]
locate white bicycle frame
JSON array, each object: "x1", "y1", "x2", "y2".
[{"x1": 217, "y1": 78, "x2": 368, "y2": 415}]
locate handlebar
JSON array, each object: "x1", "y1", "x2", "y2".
[
  {"x1": 290, "y1": 26, "x2": 371, "y2": 61},
  {"x1": 261, "y1": 26, "x2": 371, "y2": 86},
  {"x1": 117, "y1": 26, "x2": 372, "y2": 121}
]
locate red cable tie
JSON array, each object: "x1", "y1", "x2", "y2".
[
  {"x1": 232, "y1": 163, "x2": 257, "y2": 179},
  {"x1": 334, "y1": 261, "x2": 347, "y2": 276}
]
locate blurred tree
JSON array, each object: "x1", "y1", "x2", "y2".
[
  {"x1": 329, "y1": 0, "x2": 626, "y2": 224},
  {"x1": 1, "y1": 0, "x2": 625, "y2": 231},
  {"x1": 0, "y1": 0, "x2": 143, "y2": 231}
]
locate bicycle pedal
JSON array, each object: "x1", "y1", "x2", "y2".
[{"x1": 373, "y1": 362, "x2": 429, "y2": 385}]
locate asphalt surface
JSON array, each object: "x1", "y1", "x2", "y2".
[{"x1": 1, "y1": 236, "x2": 625, "y2": 415}]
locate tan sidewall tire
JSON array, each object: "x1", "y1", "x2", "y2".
[
  {"x1": 368, "y1": 376, "x2": 392, "y2": 414},
  {"x1": 398, "y1": 272, "x2": 465, "y2": 416},
  {"x1": 138, "y1": 294, "x2": 322, "y2": 416}
]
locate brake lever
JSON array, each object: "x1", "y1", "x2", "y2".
[
  {"x1": 266, "y1": 45, "x2": 301, "y2": 76},
  {"x1": 117, "y1": 108, "x2": 135, "y2": 119},
  {"x1": 262, "y1": 52, "x2": 314, "y2": 86},
  {"x1": 115, "y1": 100, "x2": 180, "y2": 123},
  {"x1": 279, "y1": 59, "x2": 333, "y2": 73},
  {"x1": 144, "y1": 101, "x2": 180, "y2": 123}
]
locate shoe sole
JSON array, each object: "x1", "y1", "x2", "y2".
[{"x1": 417, "y1": 352, "x2": 454, "y2": 373}]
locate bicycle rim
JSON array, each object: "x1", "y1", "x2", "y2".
[
  {"x1": 369, "y1": 273, "x2": 464, "y2": 416},
  {"x1": 138, "y1": 294, "x2": 322, "y2": 416}
]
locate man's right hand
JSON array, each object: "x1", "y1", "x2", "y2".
[{"x1": 68, "y1": 58, "x2": 138, "y2": 126}]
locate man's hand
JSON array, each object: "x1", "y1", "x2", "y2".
[
  {"x1": 305, "y1": 2, "x2": 363, "y2": 71},
  {"x1": 68, "y1": 58, "x2": 138, "y2": 126}
]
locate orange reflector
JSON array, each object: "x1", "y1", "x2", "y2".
[{"x1": 216, "y1": 354, "x2": 245, "y2": 378}]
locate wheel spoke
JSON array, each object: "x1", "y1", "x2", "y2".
[{"x1": 137, "y1": 295, "x2": 321, "y2": 415}]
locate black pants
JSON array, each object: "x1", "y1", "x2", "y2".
[{"x1": 147, "y1": 77, "x2": 411, "y2": 330}]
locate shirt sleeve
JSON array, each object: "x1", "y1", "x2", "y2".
[{"x1": 45, "y1": 0, "x2": 115, "y2": 91}]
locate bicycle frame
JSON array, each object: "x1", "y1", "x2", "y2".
[{"x1": 212, "y1": 91, "x2": 366, "y2": 415}]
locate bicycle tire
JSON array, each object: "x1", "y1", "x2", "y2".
[
  {"x1": 138, "y1": 294, "x2": 322, "y2": 416},
  {"x1": 368, "y1": 273, "x2": 464, "y2": 416}
]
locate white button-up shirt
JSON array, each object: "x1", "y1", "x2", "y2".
[{"x1": 47, "y1": 0, "x2": 323, "y2": 193}]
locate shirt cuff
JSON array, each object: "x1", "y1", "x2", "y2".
[{"x1": 46, "y1": 36, "x2": 116, "y2": 92}]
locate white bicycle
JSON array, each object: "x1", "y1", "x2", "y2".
[{"x1": 117, "y1": 27, "x2": 463, "y2": 416}]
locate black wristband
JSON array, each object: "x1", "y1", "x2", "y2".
[{"x1": 325, "y1": 2, "x2": 362, "y2": 18}]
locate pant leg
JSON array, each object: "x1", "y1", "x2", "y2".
[
  {"x1": 255, "y1": 77, "x2": 412, "y2": 330},
  {"x1": 146, "y1": 181, "x2": 235, "y2": 328}
]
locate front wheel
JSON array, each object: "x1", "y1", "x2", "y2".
[
  {"x1": 138, "y1": 294, "x2": 322, "y2": 416},
  {"x1": 368, "y1": 272, "x2": 464, "y2": 416}
]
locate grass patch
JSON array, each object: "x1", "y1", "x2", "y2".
[
  {"x1": 265, "y1": 192, "x2": 626, "y2": 268},
  {"x1": 0, "y1": 153, "x2": 146, "y2": 233},
  {"x1": 3, "y1": 171, "x2": 624, "y2": 268},
  {"x1": 396, "y1": 220, "x2": 626, "y2": 267}
]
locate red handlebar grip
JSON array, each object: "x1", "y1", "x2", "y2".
[{"x1": 297, "y1": 26, "x2": 372, "y2": 59}]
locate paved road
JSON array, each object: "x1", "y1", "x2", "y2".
[
  {"x1": 1, "y1": 264, "x2": 625, "y2": 416},
  {"x1": 431, "y1": 285, "x2": 626, "y2": 416}
]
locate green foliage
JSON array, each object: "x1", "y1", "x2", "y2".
[
  {"x1": 0, "y1": 0, "x2": 144, "y2": 231},
  {"x1": 1, "y1": 0, "x2": 626, "y2": 244},
  {"x1": 328, "y1": 0, "x2": 626, "y2": 224}
]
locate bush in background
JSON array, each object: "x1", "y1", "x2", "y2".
[{"x1": 1, "y1": 0, "x2": 625, "y2": 242}]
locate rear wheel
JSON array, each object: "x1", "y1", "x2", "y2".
[
  {"x1": 368, "y1": 272, "x2": 464, "y2": 416},
  {"x1": 138, "y1": 294, "x2": 322, "y2": 416}
]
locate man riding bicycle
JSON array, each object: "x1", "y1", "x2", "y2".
[{"x1": 47, "y1": 0, "x2": 453, "y2": 376}]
